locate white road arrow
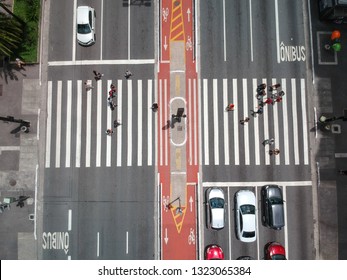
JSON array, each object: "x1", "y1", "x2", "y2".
[
  {"x1": 164, "y1": 36, "x2": 168, "y2": 50},
  {"x1": 187, "y1": 8, "x2": 191, "y2": 22},
  {"x1": 164, "y1": 228, "x2": 169, "y2": 244},
  {"x1": 189, "y1": 196, "x2": 193, "y2": 212}
]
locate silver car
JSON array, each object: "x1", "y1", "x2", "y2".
[
  {"x1": 77, "y1": 6, "x2": 96, "y2": 46},
  {"x1": 234, "y1": 190, "x2": 256, "y2": 242},
  {"x1": 206, "y1": 188, "x2": 225, "y2": 230}
]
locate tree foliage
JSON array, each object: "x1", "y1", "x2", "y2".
[{"x1": 0, "y1": 10, "x2": 23, "y2": 57}]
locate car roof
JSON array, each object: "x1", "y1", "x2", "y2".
[{"x1": 77, "y1": 6, "x2": 91, "y2": 24}]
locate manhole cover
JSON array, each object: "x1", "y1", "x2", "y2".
[
  {"x1": 9, "y1": 179, "x2": 17, "y2": 186},
  {"x1": 177, "y1": 126, "x2": 183, "y2": 131}
]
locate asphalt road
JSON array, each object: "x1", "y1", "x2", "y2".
[
  {"x1": 41, "y1": 0, "x2": 156, "y2": 259},
  {"x1": 199, "y1": 0, "x2": 313, "y2": 259}
]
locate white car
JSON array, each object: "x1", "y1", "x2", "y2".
[
  {"x1": 76, "y1": 6, "x2": 96, "y2": 46},
  {"x1": 234, "y1": 190, "x2": 256, "y2": 242},
  {"x1": 206, "y1": 188, "x2": 225, "y2": 230}
]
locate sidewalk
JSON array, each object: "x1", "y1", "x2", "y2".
[{"x1": 0, "y1": 58, "x2": 40, "y2": 259}]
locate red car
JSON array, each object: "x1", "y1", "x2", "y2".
[
  {"x1": 205, "y1": 244, "x2": 224, "y2": 260},
  {"x1": 264, "y1": 242, "x2": 286, "y2": 260}
]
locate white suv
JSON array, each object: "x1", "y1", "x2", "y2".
[{"x1": 76, "y1": 6, "x2": 96, "y2": 46}]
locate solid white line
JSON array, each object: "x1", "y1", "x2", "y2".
[
  {"x1": 137, "y1": 80, "x2": 143, "y2": 166},
  {"x1": 223, "y1": 0, "x2": 226, "y2": 61},
  {"x1": 243, "y1": 79, "x2": 250, "y2": 165},
  {"x1": 228, "y1": 187, "x2": 232, "y2": 259},
  {"x1": 272, "y1": 79, "x2": 280, "y2": 165},
  {"x1": 213, "y1": 79, "x2": 219, "y2": 165},
  {"x1": 203, "y1": 181, "x2": 312, "y2": 187},
  {"x1": 159, "y1": 80, "x2": 163, "y2": 166},
  {"x1": 292, "y1": 79, "x2": 300, "y2": 165},
  {"x1": 68, "y1": 209, "x2": 72, "y2": 231},
  {"x1": 100, "y1": 0, "x2": 104, "y2": 60},
  {"x1": 48, "y1": 59, "x2": 155, "y2": 66},
  {"x1": 255, "y1": 186, "x2": 260, "y2": 259},
  {"x1": 96, "y1": 81, "x2": 102, "y2": 167},
  {"x1": 34, "y1": 165, "x2": 38, "y2": 240},
  {"x1": 55, "y1": 81, "x2": 62, "y2": 168},
  {"x1": 65, "y1": 81, "x2": 72, "y2": 168},
  {"x1": 282, "y1": 79, "x2": 290, "y2": 165},
  {"x1": 86, "y1": 82, "x2": 92, "y2": 167},
  {"x1": 148, "y1": 80, "x2": 153, "y2": 166},
  {"x1": 106, "y1": 80, "x2": 112, "y2": 167},
  {"x1": 72, "y1": 0, "x2": 77, "y2": 61},
  {"x1": 164, "y1": 79, "x2": 168, "y2": 166},
  {"x1": 249, "y1": 0, "x2": 254, "y2": 62},
  {"x1": 283, "y1": 185, "x2": 289, "y2": 259},
  {"x1": 127, "y1": 80, "x2": 132, "y2": 166},
  {"x1": 128, "y1": 0, "x2": 131, "y2": 60},
  {"x1": 76, "y1": 80, "x2": 82, "y2": 168},
  {"x1": 97, "y1": 232, "x2": 100, "y2": 257},
  {"x1": 275, "y1": 0, "x2": 280, "y2": 63},
  {"x1": 189, "y1": 79, "x2": 193, "y2": 165},
  {"x1": 253, "y1": 79, "x2": 260, "y2": 165},
  {"x1": 263, "y1": 78, "x2": 270, "y2": 165},
  {"x1": 301, "y1": 79, "x2": 309, "y2": 165},
  {"x1": 233, "y1": 79, "x2": 239, "y2": 165},
  {"x1": 117, "y1": 80, "x2": 123, "y2": 167},
  {"x1": 203, "y1": 79, "x2": 209, "y2": 165},
  {"x1": 37, "y1": 109, "x2": 40, "y2": 140},
  {"x1": 194, "y1": 79, "x2": 198, "y2": 165},
  {"x1": 223, "y1": 79, "x2": 229, "y2": 165},
  {"x1": 314, "y1": 107, "x2": 317, "y2": 139},
  {"x1": 45, "y1": 81, "x2": 52, "y2": 168},
  {"x1": 126, "y1": 231, "x2": 129, "y2": 254}
]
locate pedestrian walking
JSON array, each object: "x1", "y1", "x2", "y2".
[
  {"x1": 240, "y1": 117, "x2": 250, "y2": 125},
  {"x1": 257, "y1": 83, "x2": 266, "y2": 90},
  {"x1": 84, "y1": 81, "x2": 94, "y2": 90},
  {"x1": 274, "y1": 96, "x2": 282, "y2": 103},
  {"x1": 124, "y1": 70, "x2": 133, "y2": 79},
  {"x1": 269, "y1": 148, "x2": 280, "y2": 156},
  {"x1": 264, "y1": 97, "x2": 274, "y2": 105},
  {"x1": 15, "y1": 58, "x2": 25, "y2": 69},
  {"x1": 269, "y1": 83, "x2": 281, "y2": 91},
  {"x1": 114, "y1": 120, "x2": 121, "y2": 128},
  {"x1": 93, "y1": 70, "x2": 103, "y2": 80},
  {"x1": 105, "y1": 129, "x2": 113, "y2": 135},
  {"x1": 250, "y1": 106, "x2": 263, "y2": 117},
  {"x1": 262, "y1": 138, "x2": 275, "y2": 146},
  {"x1": 108, "y1": 100, "x2": 116, "y2": 110},
  {"x1": 226, "y1": 103, "x2": 235, "y2": 111},
  {"x1": 151, "y1": 102, "x2": 158, "y2": 112}
]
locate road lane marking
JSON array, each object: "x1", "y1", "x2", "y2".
[
  {"x1": 86, "y1": 82, "x2": 92, "y2": 167},
  {"x1": 97, "y1": 232, "x2": 100, "y2": 257},
  {"x1": 164, "y1": 79, "x2": 168, "y2": 166},
  {"x1": 65, "y1": 81, "x2": 72, "y2": 168},
  {"x1": 275, "y1": 0, "x2": 280, "y2": 63},
  {"x1": 159, "y1": 79, "x2": 163, "y2": 166},
  {"x1": 68, "y1": 209, "x2": 72, "y2": 231},
  {"x1": 148, "y1": 79, "x2": 153, "y2": 166},
  {"x1": 127, "y1": 80, "x2": 132, "y2": 166},
  {"x1": 128, "y1": 0, "x2": 131, "y2": 60},
  {"x1": 55, "y1": 81, "x2": 62, "y2": 168},
  {"x1": 106, "y1": 80, "x2": 112, "y2": 167},
  {"x1": 282, "y1": 78, "x2": 290, "y2": 165},
  {"x1": 203, "y1": 79, "x2": 209, "y2": 165},
  {"x1": 117, "y1": 80, "x2": 123, "y2": 166},
  {"x1": 223, "y1": 0, "x2": 226, "y2": 61},
  {"x1": 100, "y1": 0, "x2": 104, "y2": 60},
  {"x1": 126, "y1": 231, "x2": 129, "y2": 254},
  {"x1": 48, "y1": 59, "x2": 155, "y2": 66},
  {"x1": 263, "y1": 78, "x2": 270, "y2": 165},
  {"x1": 45, "y1": 81, "x2": 52, "y2": 168},
  {"x1": 283, "y1": 185, "x2": 289, "y2": 259},
  {"x1": 72, "y1": 0, "x2": 77, "y2": 62},
  {"x1": 188, "y1": 79, "x2": 193, "y2": 165},
  {"x1": 194, "y1": 79, "x2": 198, "y2": 165},
  {"x1": 301, "y1": 79, "x2": 309, "y2": 165},
  {"x1": 213, "y1": 79, "x2": 219, "y2": 165},
  {"x1": 96, "y1": 80, "x2": 102, "y2": 167},
  {"x1": 137, "y1": 80, "x2": 142, "y2": 166},
  {"x1": 253, "y1": 79, "x2": 260, "y2": 165},
  {"x1": 223, "y1": 79, "x2": 229, "y2": 165},
  {"x1": 243, "y1": 79, "x2": 250, "y2": 165},
  {"x1": 233, "y1": 79, "x2": 239, "y2": 165},
  {"x1": 76, "y1": 80, "x2": 82, "y2": 167},
  {"x1": 272, "y1": 78, "x2": 280, "y2": 165},
  {"x1": 291, "y1": 79, "x2": 300, "y2": 165},
  {"x1": 202, "y1": 181, "x2": 312, "y2": 187},
  {"x1": 249, "y1": 0, "x2": 254, "y2": 62}
]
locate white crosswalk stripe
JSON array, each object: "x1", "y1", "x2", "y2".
[
  {"x1": 45, "y1": 79, "x2": 155, "y2": 168},
  {"x1": 201, "y1": 77, "x2": 310, "y2": 166}
]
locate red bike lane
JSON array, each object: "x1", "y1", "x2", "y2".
[{"x1": 158, "y1": 0, "x2": 199, "y2": 260}]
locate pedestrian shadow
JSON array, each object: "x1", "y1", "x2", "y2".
[
  {"x1": 0, "y1": 57, "x2": 27, "y2": 84},
  {"x1": 163, "y1": 120, "x2": 171, "y2": 130}
]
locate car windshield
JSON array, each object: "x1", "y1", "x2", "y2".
[
  {"x1": 242, "y1": 231, "x2": 255, "y2": 238},
  {"x1": 240, "y1": 204, "x2": 255, "y2": 214},
  {"x1": 270, "y1": 197, "x2": 283, "y2": 205},
  {"x1": 78, "y1": 24, "x2": 91, "y2": 34},
  {"x1": 271, "y1": 254, "x2": 286, "y2": 260},
  {"x1": 210, "y1": 197, "x2": 224, "y2": 209}
]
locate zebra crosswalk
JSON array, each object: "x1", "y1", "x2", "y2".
[
  {"x1": 200, "y1": 77, "x2": 309, "y2": 167},
  {"x1": 45, "y1": 79, "x2": 155, "y2": 168}
]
